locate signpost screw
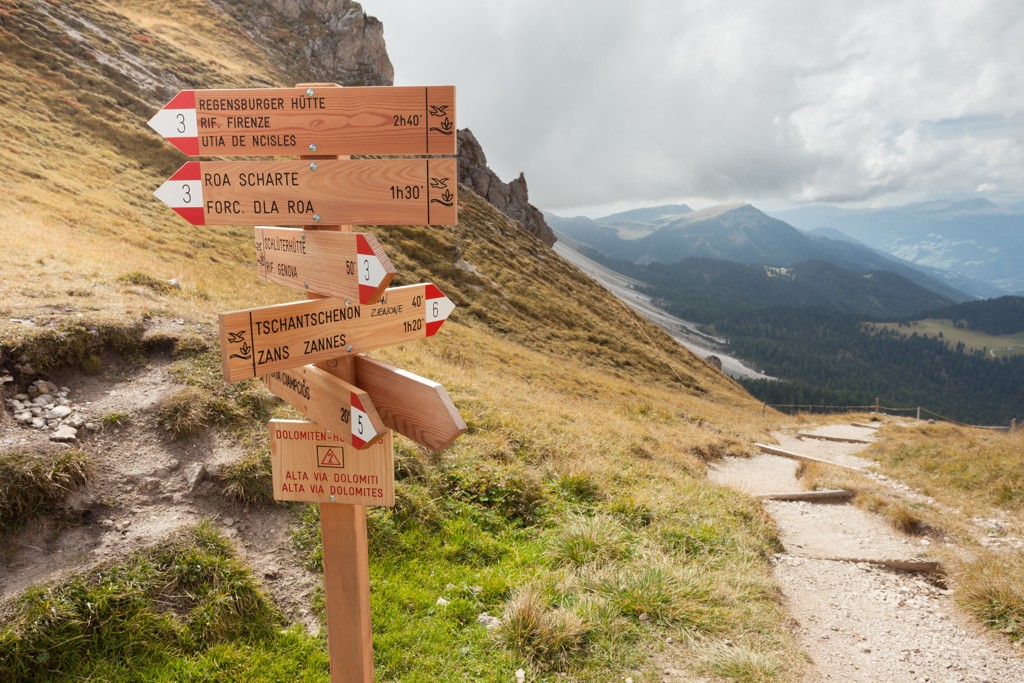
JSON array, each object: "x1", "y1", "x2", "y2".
[
  {"x1": 308, "y1": 143, "x2": 318, "y2": 152},
  {"x1": 345, "y1": 300, "x2": 351, "y2": 307},
  {"x1": 306, "y1": 88, "x2": 315, "y2": 96},
  {"x1": 310, "y1": 162, "x2": 319, "y2": 171},
  {"x1": 313, "y1": 214, "x2": 321, "y2": 222},
  {"x1": 304, "y1": 281, "x2": 310, "y2": 289},
  {"x1": 329, "y1": 494, "x2": 335, "y2": 502},
  {"x1": 346, "y1": 345, "x2": 354, "y2": 353},
  {"x1": 300, "y1": 232, "x2": 306, "y2": 241}
]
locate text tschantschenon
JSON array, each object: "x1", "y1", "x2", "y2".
[
  {"x1": 155, "y1": 158, "x2": 457, "y2": 226},
  {"x1": 218, "y1": 283, "x2": 455, "y2": 382},
  {"x1": 147, "y1": 85, "x2": 455, "y2": 157}
]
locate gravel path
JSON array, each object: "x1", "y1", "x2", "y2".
[
  {"x1": 711, "y1": 422, "x2": 1024, "y2": 681},
  {"x1": 776, "y1": 556, "x2": 1020, "y2": 682}
]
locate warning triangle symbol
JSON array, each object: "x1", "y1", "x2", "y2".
[{"x1": 320, "y1": 448, "x2": 341, "y2": 466}]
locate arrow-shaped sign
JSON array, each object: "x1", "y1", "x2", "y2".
[
  {"x1": 154, "y1": 158, "x2": 458, "y2": 227},
  {"x1": 219, "y1": 283, "x2": 456, "y2": 382},
  {"x1": 263, "y1": 364, "x2": 386, "y2": 449},
  {"x1": 354, "y1": 356, "x2": 466, "y2": 452},
  {"x1": 255, "y1": 227, "x2": 395, "y2": 305},
  {"x1": 147, "y1": 85, "x2": 456, "y2": 157},
  {"x1": 270, "y1": 420, "x2": 395, "y2": 506}
]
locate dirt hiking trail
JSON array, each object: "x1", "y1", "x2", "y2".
[
  {"x1": 711, "y1": 422, "x2": 1024, "y2": 682},
  {"x1": 0, "y1": 357, "x2": 321, "y2": 634}
]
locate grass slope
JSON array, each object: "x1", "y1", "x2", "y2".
[{"x1": 0, "y1": 1, "x2": 807, "y2": 681}]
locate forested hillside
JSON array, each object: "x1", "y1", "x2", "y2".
[{"x1": 914, "y1": 296, "x2": 1024, "y2": 335}]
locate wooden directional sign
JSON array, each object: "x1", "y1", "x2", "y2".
[
  {"x1": 154, "y1": 158, "x2": 457, "y2": 227},
  {"x1": 270, "y1": 420, "x2": 394, "y2": 506},
  {"x1": 219, "y1": 283, "x2": 456, "y2": 382},
  {"x1": 354, "y1": 356, "x2": 466, "y2": 452},
  {"x1": 255, "y1": 227, "x2": 395, "y2": 305},
  {"x1": 148, "y1": 85, "x2": 455, "y2": 157},
  {"x1": 263, "y1": 364, "x2": 386, "y2": 449}
]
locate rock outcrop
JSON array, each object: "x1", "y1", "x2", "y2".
[
  {"x1": 457, "y1": 129, "x2": 557, "y2": 247},
  {"x1": 212, "y1": 0, "x2": 394, "y2": 86}
]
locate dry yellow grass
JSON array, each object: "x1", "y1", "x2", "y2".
[{"x1": 866, "y1": 422, "x2": 1024, "y2": 518}]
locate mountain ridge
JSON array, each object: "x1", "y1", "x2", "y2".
[
  {"x1": 547, "y1": 202, "x2": 974, "y2": 303},
  {"x1": 773, "y1": 200, "x2": 1024, "y2": 294}
]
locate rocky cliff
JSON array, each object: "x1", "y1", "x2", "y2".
[
  {"x1": 457, "y1": 129, "x2": 557, "y2": 247},
  {"x1": 211, "y1": 0, "x2": 394, "y2": 86}
]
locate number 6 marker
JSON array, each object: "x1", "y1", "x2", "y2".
[{"x1": 425, "y1": 284, "x2": 455, "y2": 336}]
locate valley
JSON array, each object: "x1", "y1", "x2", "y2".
[
  {"x1": 552, "y1": 241, "x2": 772, "y2": 381},
  {"x1": 550, "y1": 203, "x2": 1024, "y2": 426}
]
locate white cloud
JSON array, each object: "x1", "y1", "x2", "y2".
[{"x1": 362, "y1": 0, "x2": 1024, "y2": 214}]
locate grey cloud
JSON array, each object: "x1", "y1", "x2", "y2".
[{"x1": 363, "y1": 0, "x2": 1024, "y2": 213}]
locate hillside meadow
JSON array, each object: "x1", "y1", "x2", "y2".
[
  {"x1": 0, "y1": 2, "x2": 814, "y2": 680},
  {"x1": 873, "y1": 319, "x2": 1024, "y2": 359}
]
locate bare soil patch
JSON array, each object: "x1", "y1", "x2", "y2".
[{"x1": 0, "y1": 357, "x2": 318, "y2": 630}]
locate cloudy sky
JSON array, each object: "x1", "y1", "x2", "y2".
[{"x1": 362, "y1": 0, "x2": 1024, "y2": 216}]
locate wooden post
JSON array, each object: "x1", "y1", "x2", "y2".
[
  {"x1": 917, "y1": 406, "x2": 921, "y2": 421},
  {"x1": 302, "y1": 82, "x2": 375, "y2": 683}
]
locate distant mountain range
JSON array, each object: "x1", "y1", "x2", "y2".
[
  {"x1": 772, "y1": 199, "x2": 1024, "y2": 295},
  {"x1": 545, "y1": 200, "x2": 1024, "y2": 424},
  {"x1": 547, "y1": 202, "x2": 988, "y2": 304}
]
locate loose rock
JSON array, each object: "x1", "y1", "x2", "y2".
[
  {"x1": 187, "y1": 462, "x2": 207, "y2": 492},
  {"x1": 50, "y1": 425, "x2": 78, "y2": 442},
  {"x1": 46, "y1": 405, "x2": 72, "y2": 419},
  {"x1": 477, "y1": 613, "x2": 502, "y2": 630}
]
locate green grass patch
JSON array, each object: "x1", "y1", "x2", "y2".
[
  {"x1": 220, "y1": 447, "x2": 275, "y2": 507},
  {"x1": 166, "y1": 346, "x2": 277, "y2": 434},
  {"x1": 97, "y1": 410, "x2": 131, "y2": 428},
  {"x1": 955, "y1": 550, "x2": 1024, "y2": 643},
  {"x1": 0, "y1": 523, "x2": 329, "y2": 681},
  {"x1": 0, "y1": 447, "x2": 92, "y2": 527},
  {"x1": 0, "y1": 319, "x2": 147, "y2": 377},
  {"x1": 286, "y1": 458, "x2": 790, "y2": 680},
  {"x1": 117, "y1": 271, "x2": 179, "y2": 295},
  {"x1": 156, "y1": 385, "x2": 212, "y2": 439},
  {"x1": 546, "y1": 513, "x2": 635, "y2": 568},
  {"x1": 698, "y1": 640, "x2": 786, "y2": 682}
]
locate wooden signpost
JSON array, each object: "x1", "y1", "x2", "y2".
[
  {"x1": 354, "y1": 356, "x2": 465, "y2": 452},
  {"x1": 218, "y1": 283, "x2": 456, "y2": 382},
  {"x1": 154, "y1": 158, "x2": 458, "y2": 226},
  {"x1": 148, "y1": 85, "x2": 456, "y2": 157},
  {"x1": 255, "y1": 228, "x2": 395, "y2": 305},
  {"x1": 263, "y1": 364, "x2": 386, "y2": 449},
  {"x1": 150, "y1": 81, "x2": 466, "y2": 682},
  {"x1": 270, "y1": 420, "x2": 394, "y2": 506}
]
